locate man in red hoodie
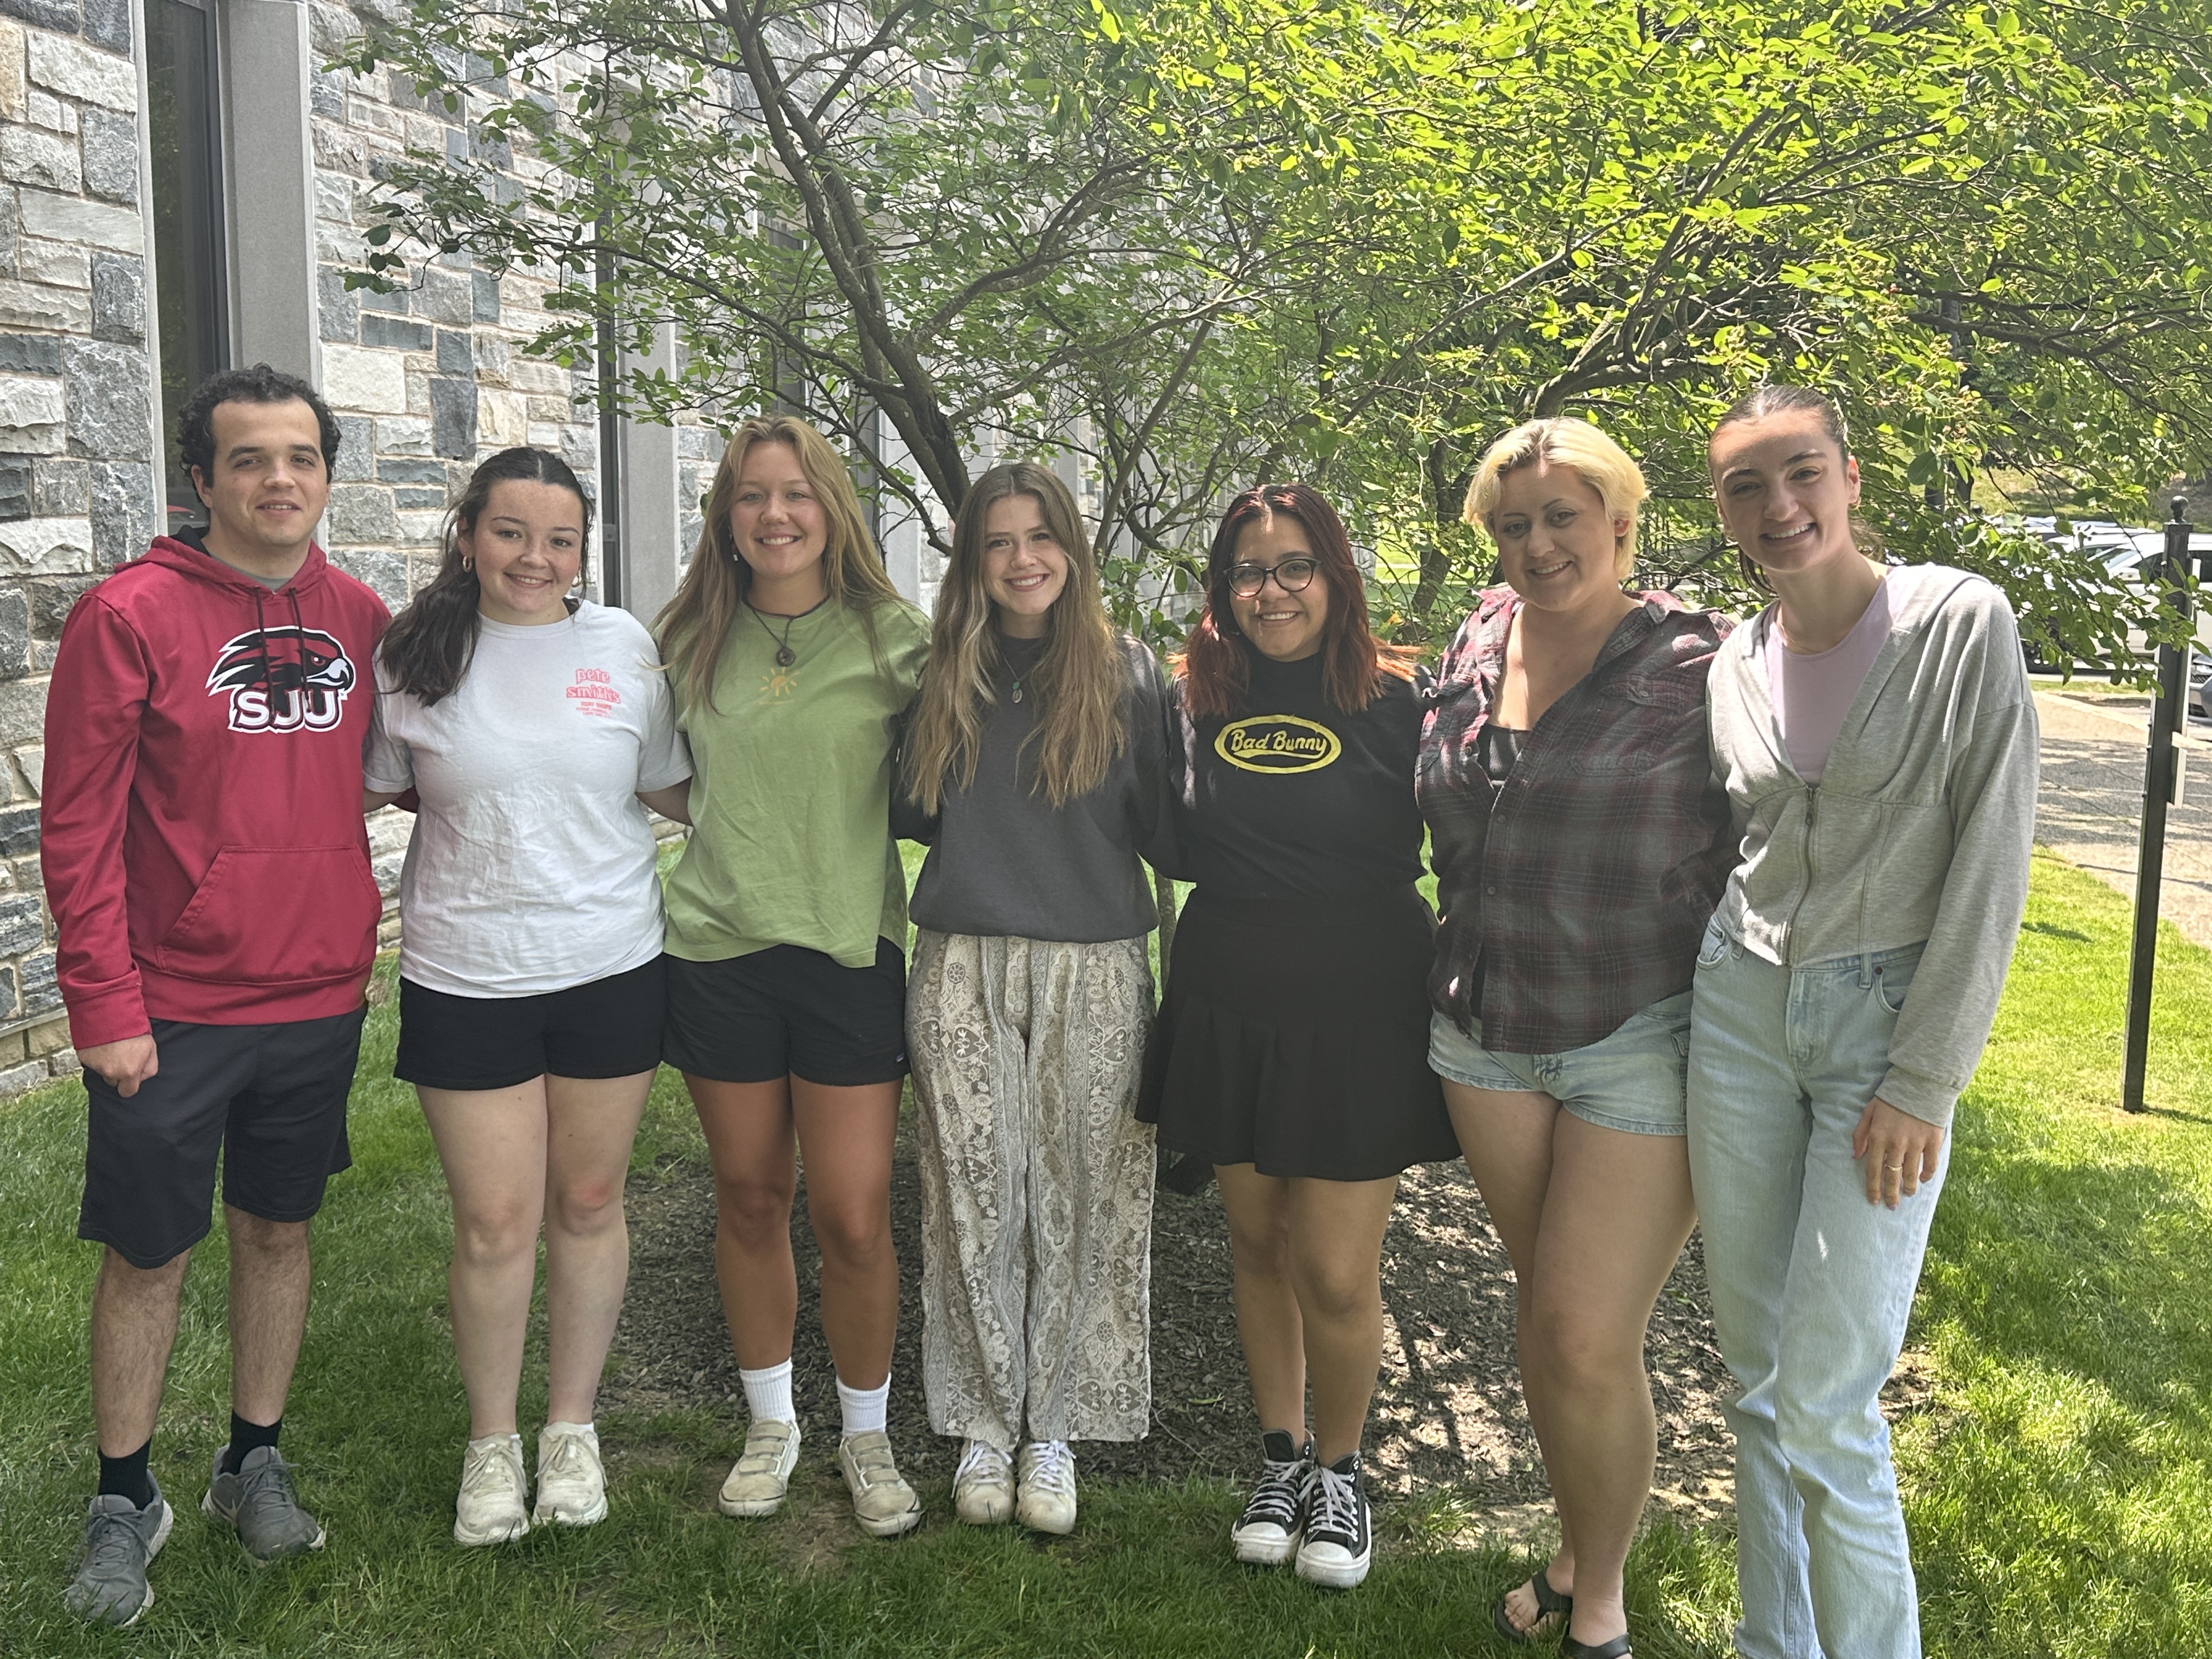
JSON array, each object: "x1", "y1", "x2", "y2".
[{"x1": 43, "y1": 365, "x2": 391, "y2": 1626}]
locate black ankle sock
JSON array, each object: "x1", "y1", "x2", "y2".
[
  {"x1": 221, "y1": 1413, "x2": 282, "y2": 1474},
  {"x1": 97, "y1": 1440, "x2": 155, "y2": 1510}
]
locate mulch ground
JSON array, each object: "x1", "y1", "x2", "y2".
[{"x1": 602, "y1": 1112, "x2": 1743, "y2": 1533}]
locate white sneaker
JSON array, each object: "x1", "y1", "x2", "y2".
[
  {"x1": 718, "y1": 1419, "x2": 801, "y2": 1517},
  {"x1": 532, "y1": 1422, "x2": 607, "y2": 1527},
  {"x1": 454, "y1": 1434, "x2": 529, "y2": 1547},
  {"x1": 1015, "y1": 1440, "x2": 1076, "y2": 1536},
  {"x1": 953, "y1": 1440, "x2": 1014, "y2": 1526},
  {"x1": 837, "y1": 1430, "x2": 923, "y2": 1537}
]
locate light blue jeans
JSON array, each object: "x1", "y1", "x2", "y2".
[{"x1": 1685, "y1": 921, "x2": 1945, "y2": 1659}]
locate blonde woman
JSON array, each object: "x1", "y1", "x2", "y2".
[
  {"x1": 896, "y1": 462, "x2": 1175, "y2": 1535},
  {"x1": 656, "y1": 416, "x2": 930, "y2": 1537},
  {"x1": 1417, "y1": 419, "x2": 1733, "y2": 1659}
]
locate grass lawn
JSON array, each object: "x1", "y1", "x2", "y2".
[{"x1": 1, "y1": 848, "x2": 2209, "y2": 1656}]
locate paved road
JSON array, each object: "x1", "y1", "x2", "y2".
[{"x1": 2032, "y1": 685, "x2": 2212, "y2": 946}]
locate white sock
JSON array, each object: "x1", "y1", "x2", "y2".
[
  {"x1": 837, "y1": 1376, "x2": 889, "y2": 1438},
  {"x1": 542, "y1": 1420, "x2": 595, "y2": 1439},
  {"x1": 740, "y1": 1360, "x2": 795, "y2": 1425}
]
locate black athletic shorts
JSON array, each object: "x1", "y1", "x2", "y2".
[
  {"x1": 79, "y1": 1008, "x2": 367, "y2": 1271},
  {"x1": 663, "y1": 939, "x2": 907, "y2": 1086},
  {"x1": 394, "y1": 957, "x2": 667, "y2": 1091}
]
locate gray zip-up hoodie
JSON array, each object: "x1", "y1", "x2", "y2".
[{"x1": 1707, "y1": 562, "x2": 2039, "y2": 1127}]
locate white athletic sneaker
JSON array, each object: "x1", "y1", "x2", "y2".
[
  {"x1": 837, "y1": 1430, "x2": 923, "y2": 1537},
  {"x1": 454, "y1": 1434, "x2": 530, "y2": 1547},
  {"x1": 717, "y1": 1419, "x2": 800, "y2": 1518},
  {"x1": 1015, "y1": 1440, "x2": 1077, "y2": 1535},
  {"x1": 953, "y1": 1440, "x2": 1014, "y2": 1525},
  {"x1": 532, "y1": 1422, "x2": 607, "y2": 1527}
]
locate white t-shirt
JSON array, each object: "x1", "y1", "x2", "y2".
[{"x1": 365, "y1": 601, "x2": 692, "y2": 996}]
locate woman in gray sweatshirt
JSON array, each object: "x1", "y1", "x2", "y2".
[
  {"x1": 1689, "y1": 386, "x2": 2037, "y2": 1659},
  {"x1": 896, "y1": 462, "x2": 1177, "y2": 1539}
]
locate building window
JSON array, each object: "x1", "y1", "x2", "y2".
[{"x1": 146, "y1": 0, "x2": 229, "y2": 528}]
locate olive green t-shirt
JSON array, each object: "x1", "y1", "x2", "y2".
[{"x1": 663, "y1": 597, "x2": 929, "y2": 967}]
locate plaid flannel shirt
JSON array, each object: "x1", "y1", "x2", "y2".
[{"x1": 1417, "y1": 587, "x2": 1735, "y2": 1054}]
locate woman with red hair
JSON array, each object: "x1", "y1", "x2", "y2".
[{"x1": 1138, "y1": 483, "x2": 1454, "y2": 1590}]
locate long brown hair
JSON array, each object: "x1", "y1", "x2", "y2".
[
  {"x1": 379, "y1": 447, "x2": 590, "y2": 706},
  {"x1": 903, "y1": 463, "x2": 1127, "y2": 814},
  {"x1": 1177, "y1": 482, "x2": 1417, "y2": 719},
  {"x1": 655, "y1": 414, "x2": 913, "y2": 710}
]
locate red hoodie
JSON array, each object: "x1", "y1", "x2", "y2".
[{"x1": 42, "y1": 534, "x2": 391, "y2": 1048}]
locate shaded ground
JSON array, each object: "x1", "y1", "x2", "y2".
[{"x1": 602, "y1": 1113, "x2": 1740, "y2": 1536}]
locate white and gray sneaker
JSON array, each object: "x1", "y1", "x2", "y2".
[
  {"x1": 204, "y1": 1445, "x2": 326, "y2": 1561},
  {"x1": 1229, "y1": 1431, "x2": 1312, "y2": 1566},
  {"x1": 454, "y1": 1432, "x2": 531, "y2": 1547},
  {"x1": 63, "y1": 1479, "x2": 173, "y2": 1627},
  {"x1": 718, "y1": 1418, "x2": 801, "y2": 1518},
  {"x1": 532, "y1": 1421, "x2": 607, "y2": 1527},
  {"x1": 1294, "y1": 1451, "x2": 1372, "y2": 1589},
  {"x1": 953, "y1": 1439, "x2": 1014, "y2": 1525},
  {"x1": 1014, "y1": 1440, "x2": 1077, "y2": 1535}
]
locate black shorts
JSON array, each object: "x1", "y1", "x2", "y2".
[
  {"x1": 394, "y1": 957, "x2": 667, "y2": 1091},
  {"x1": 80, "y1": 1008, "x2": 367, "y2": 1270},
  {"x1": 663, "y1": 940, "x2": 907, "y2": 1087}
]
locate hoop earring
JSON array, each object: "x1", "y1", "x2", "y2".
[{"x1": 460, "y1": 556, "x2": 473, "y2": 573}]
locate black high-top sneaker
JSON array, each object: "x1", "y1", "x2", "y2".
[
  {"x1": 1229, "y1": 1431, "x2": 1312, "y2": 1565},
  {"x1": 1294, "y1": 1449, "x2": 1372, "y2": 1588}
]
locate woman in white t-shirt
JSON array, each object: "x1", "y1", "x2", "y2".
[{"x1": 364, "y1": 447, "x2": 692, "y2": 1548}]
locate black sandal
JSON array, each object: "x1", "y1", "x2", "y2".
[
  {"x1": 1562, "y1": 1638, "x2": 1632, "y2": 1659},
  {"x1": 1491, "y1": 1570, "x2": 1572, "y2": 1644}
]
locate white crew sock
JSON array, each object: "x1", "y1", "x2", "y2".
[
  {"x1": 740, "y1": 1360, "x2": 795, "y2": 1425},
  {"x1": 837, "y1": 1376, "x2": 889, "y2": 1438}
]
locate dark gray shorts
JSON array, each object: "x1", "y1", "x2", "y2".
[{"x1": 79, "y1": 1008, "x2": 366, "y2": 1269}]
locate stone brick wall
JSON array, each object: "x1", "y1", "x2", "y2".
[
  {"x1": 0, "y1": 7, "x2": 157, "y2": 1094},
  {"x1": 308, "y1": 1, "x2": 602, "y2": 608}
]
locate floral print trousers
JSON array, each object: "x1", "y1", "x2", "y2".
[{"x1": 907, "y1": 929, "x2": 1157, "y2": 1451}]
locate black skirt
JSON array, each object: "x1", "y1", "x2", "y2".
[{"x1": 1137, "y1": 885, "x2": 1457, "y2": 1181}]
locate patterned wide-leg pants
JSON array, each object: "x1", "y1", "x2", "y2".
[{"x1": 907, "y1": 929, "x2": 1156, "y2": 1451}]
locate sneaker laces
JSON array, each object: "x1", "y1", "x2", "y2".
[
  {"x1": 1241, "y1": 1456, "x2": 1305, "y2": 1529},
  {"x1": 957, "y1": 1440, "x2": 1010, "y2": 1483},
  {"x1": 236, "y1": 1454, "x2": 306, "y2": 1529},
  {"x1": 75, "y1": 1508, "x2": 151, "y2": 1575},
  {"x1": 461, "y1": 1437, "x2": 521, "y2": 1497},
  {"x1": 1306, "y1": 1462, "x2": 1362, "y2": 1540},
  {"x1": 1024, "y1": 1440, "x2": 1074, "y2": 1492},
  {"x1": 540, "y1": 1432, "x2": 592, "y2": 1485}
]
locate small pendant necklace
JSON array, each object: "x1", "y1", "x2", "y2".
[{"x1": 749, "y1": 600, "x2": 820, "y2": 667}]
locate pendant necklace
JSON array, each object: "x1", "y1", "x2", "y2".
[
  {"x1": 1009, "y1": 671, "x2": 1025, "y2": 704},
  {"x1": 749, "y1": 600, "x2": 819, "y2": 667}
]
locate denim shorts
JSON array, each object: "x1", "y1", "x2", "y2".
[{"x1": 1427, "y1": 990, "x2": 1693, "y2": 1136}]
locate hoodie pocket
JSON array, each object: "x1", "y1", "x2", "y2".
[{"x1": 152, "y1": 846, "x2": 382, "y2": 985}]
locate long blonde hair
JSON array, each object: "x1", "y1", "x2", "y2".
[
  {"x1": 656, "y1": 414, "x2": 912, "y2": 710},
  {"x1": 903, "y1": 462, "x2": 1127, "y2": 814}
]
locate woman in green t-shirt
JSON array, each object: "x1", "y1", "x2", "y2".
[{"x1": 656, "y1": 415, "x2": 930, "y2": 1538}]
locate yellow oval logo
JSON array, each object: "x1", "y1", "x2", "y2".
[{"x1": 1216, "y1": 714, "x2": 1342, "y2": 774}]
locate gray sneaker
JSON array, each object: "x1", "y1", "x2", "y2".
[
  {"x1": 64, "y1": 1479, "x2": 173, "y2": 1627},
  {"x1": 202, "y1": 1444, "x2": 326, "y2": 1562}
]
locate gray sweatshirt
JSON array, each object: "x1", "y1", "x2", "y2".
[
  {"x1": 899, "y1": 632, "x2": 1177, "y2": 943},
  {"x1": 1707, "y1": 562, "x2": 2039, "y2": 1127}
]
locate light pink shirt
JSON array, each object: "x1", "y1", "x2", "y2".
[{"x1": 1764, "y1": 577, "x2": 1892, "y2": 786}]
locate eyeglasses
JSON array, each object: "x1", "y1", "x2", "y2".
[{"x1": 1226, "y1": 557, "x2": 1320, "y2": 598}]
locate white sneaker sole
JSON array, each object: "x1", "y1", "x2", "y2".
[
  {"x1": 453, "y1": 1511, "x2": 529, "y2": 1547},
  {"x1": 1232, "y1": 1524, "x2": 1299, "y2": 1566},
  {"x1": 1294, "y1": 1545, "x2": 1370, "y2": 1589},
  {"x1": 954, "y1": 1491, "x2": 1013, "y2": 1525},
  {"x1": 851, "y1": 1496, "x2": 923, "y2": 1538}
]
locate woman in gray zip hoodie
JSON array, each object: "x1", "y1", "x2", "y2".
[{"x1": 1688, "y1": 386, "x2": 2037, "y2": 1659}]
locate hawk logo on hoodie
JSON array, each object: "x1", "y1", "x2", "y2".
[{"x1": 206, "y1": 625, "x2": 357, "y2": 733}]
